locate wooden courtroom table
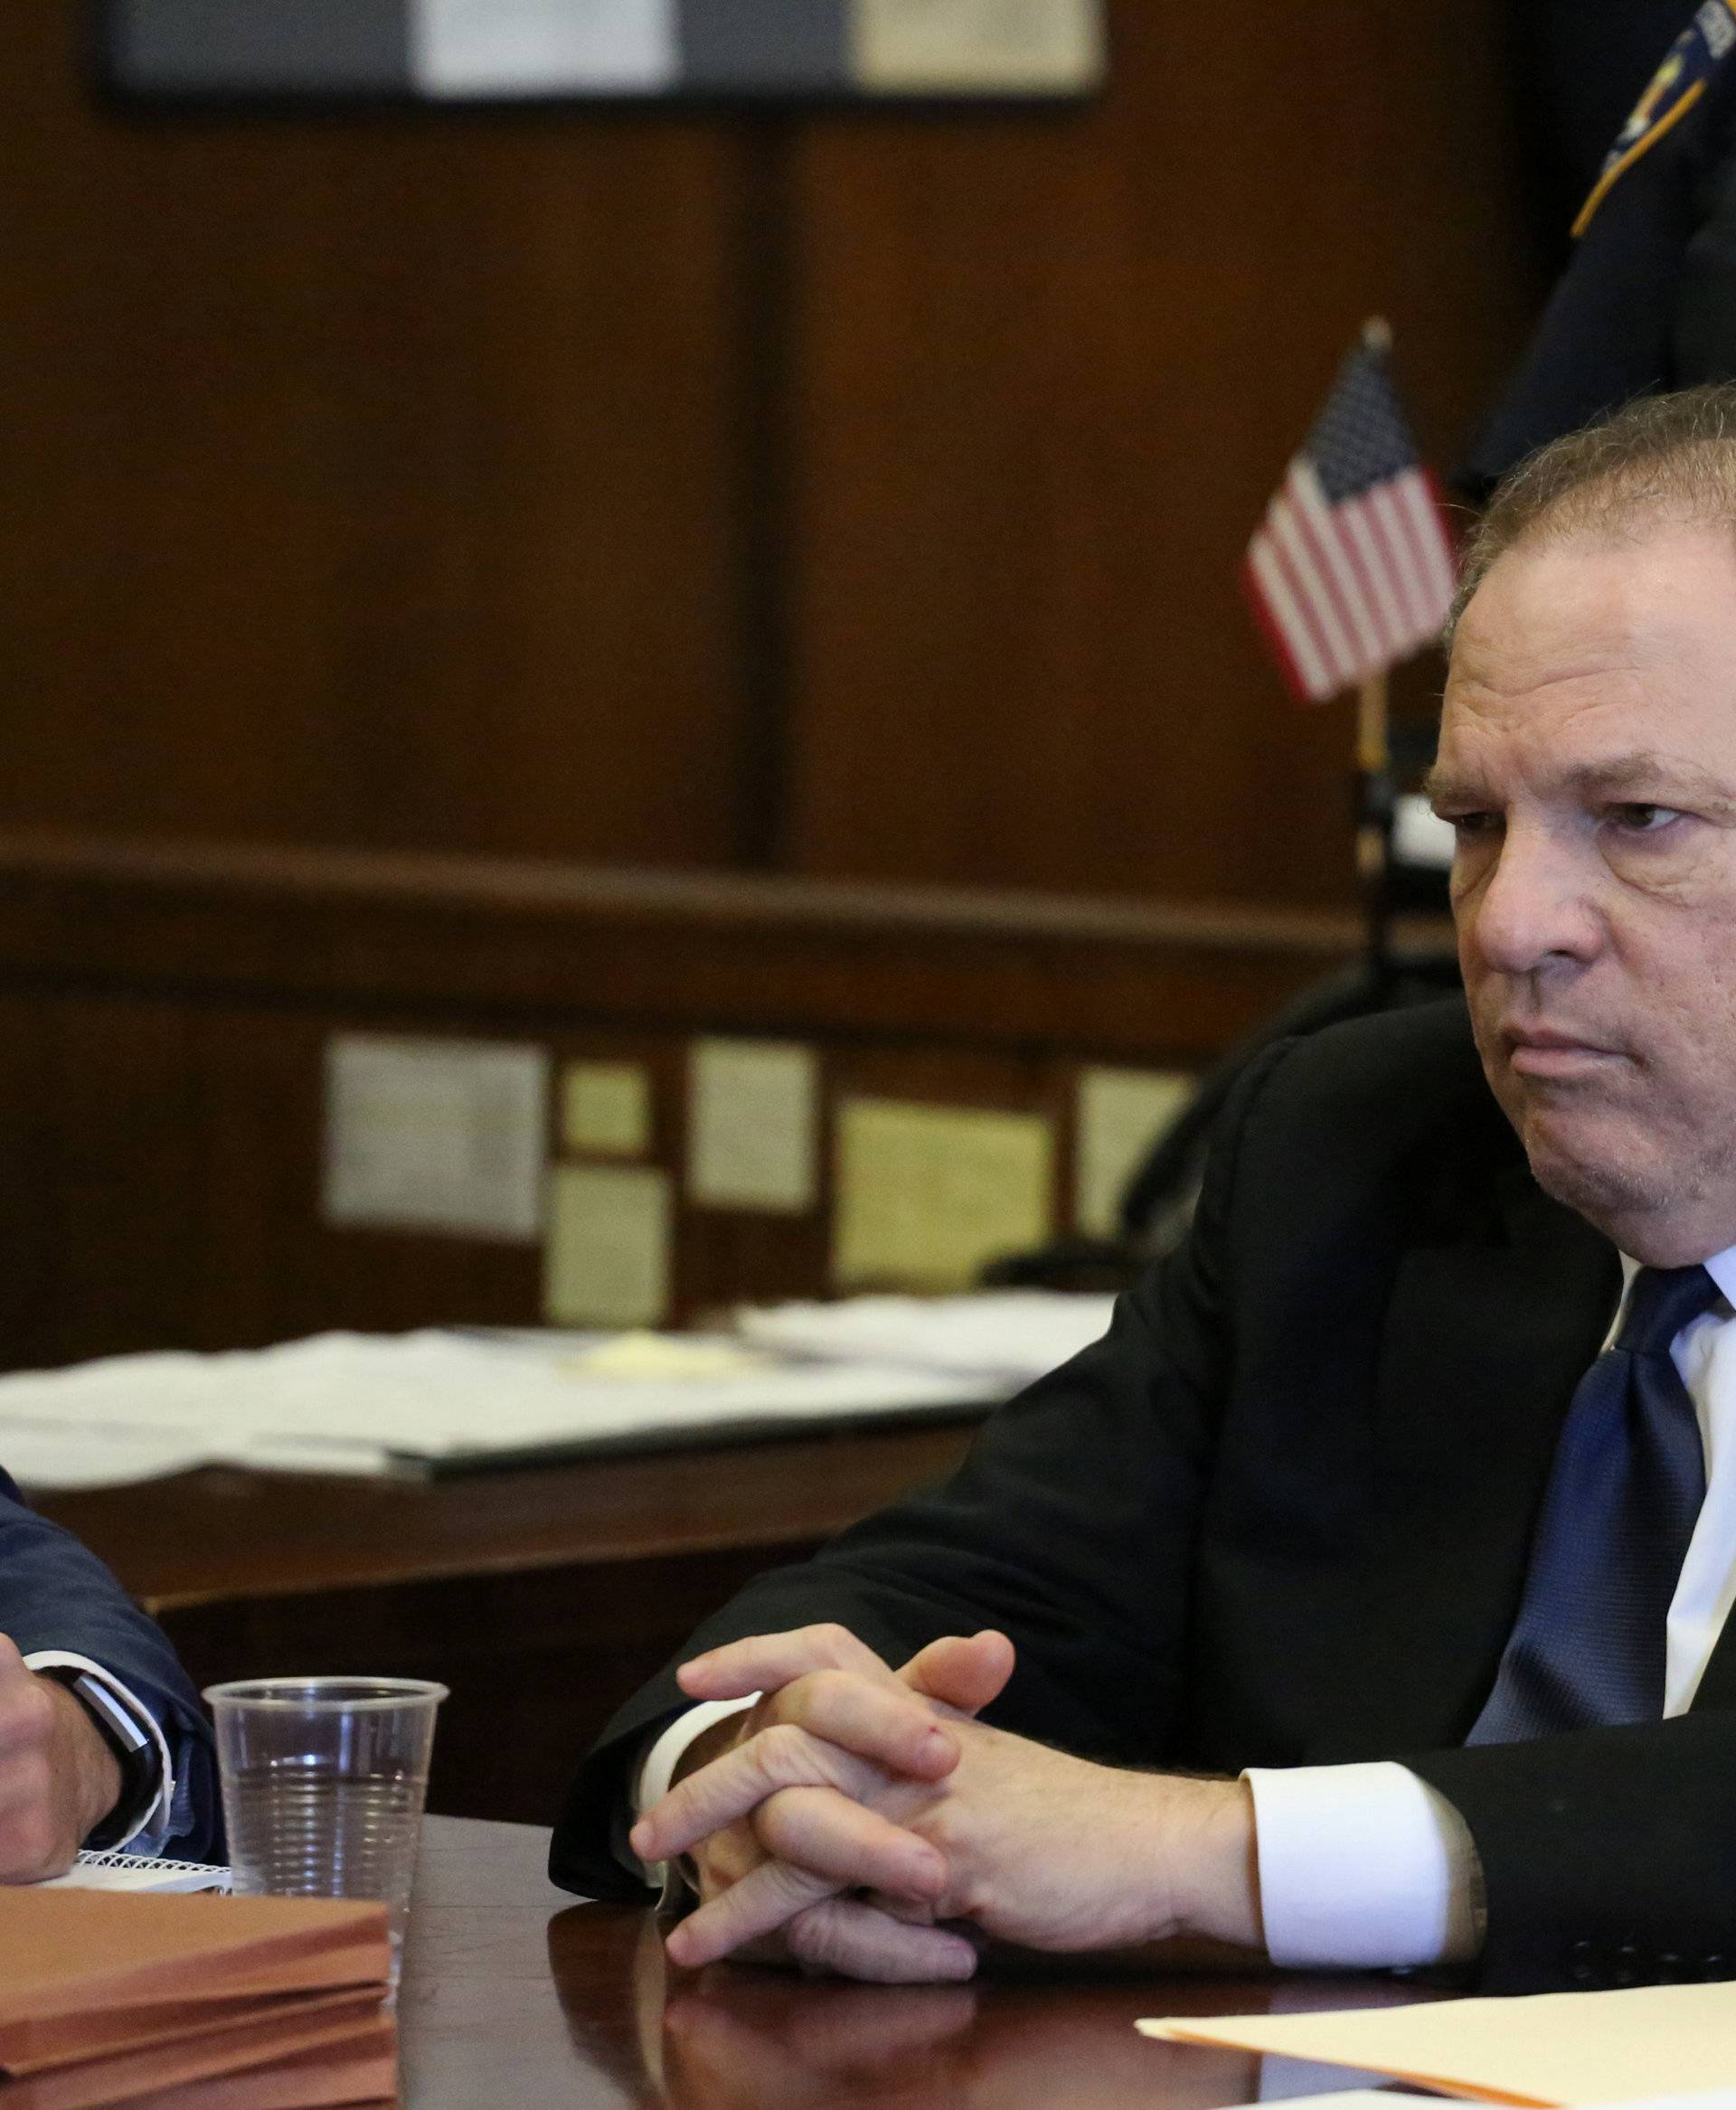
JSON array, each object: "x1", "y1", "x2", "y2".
[
  {"x1": 33, "y1": 1418, "x2": 985, "y2": 1826},
  {"x1": 402, "y1": 1816, "x2": 1441, "y2": 2108}
]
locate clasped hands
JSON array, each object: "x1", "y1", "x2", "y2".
[{"x1": 630, "y1": 1624, "x2": 1262, "y2": 1984}]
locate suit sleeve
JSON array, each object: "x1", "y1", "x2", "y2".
[
  {"x1": 0, "y1": 1471, "x2": 220, "y2": 1861},
  {"x1": 1405, "y1": 1716, "x2": 1736, "y2": 1992},
  {"x1": 548, "y1": 1041, "x2": 1288, "y2": 1901}
]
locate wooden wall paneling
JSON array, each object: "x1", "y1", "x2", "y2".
[
  {"x1": 0, "y1": 835, "x2": 1382, "y2": 1065},
  {"x1": 40, "y1": 992, "x2": 201, "y2": 1365},
  {"x1": 0, "y1": 9, "x2": 755, "y2": 868},
  {"x1": 782, "y1": 0, "x2": 1542, "y2": 909},
  {"x1": 0, "y1": 995, "x2": 58, "y2": 1372}
]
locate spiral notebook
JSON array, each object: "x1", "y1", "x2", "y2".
[{"x1": 44, "y1": 1851, "x2": 231, "y2": 1896}]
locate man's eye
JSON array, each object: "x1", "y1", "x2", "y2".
[
  {"x1": 1444, "y1": 811, "x2": 1497, "y2": 839},
  {"x1": 1609, "y1": 803, "x2": 1682, "y2": 833}
]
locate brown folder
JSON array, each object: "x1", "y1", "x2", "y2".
[
  {"x1": 102, "y1": 2019, "x2": 398, "y2": 2110},
  {"x1": 0, "y1": 1890, "x2": 390, "y2": 2076},
  {"x1": 1, "y1": 2002, "x2": 392, "y2": 2110}
]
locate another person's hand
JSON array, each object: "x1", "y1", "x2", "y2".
[
  {"x1": 639, "y1": 1627, "x2": 1263, "y2": 1978},
  {"x1": 0, "y1": 1637, "x2": 121, "y2": 1880},
  {"x1": 632, "y1": 1624, "x2": 1014, "y2": 1981}
]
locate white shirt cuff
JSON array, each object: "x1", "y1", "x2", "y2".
[
  {"x1": 631, "y1": 1696, "x2": 758, "y2": 1906},
  {"x1": 1243, "y1": 1760, "x2": 1479, "y2": 1969},
  {"x1": 24, "y1": 1651, "x2": 173, "y2": 1851}
]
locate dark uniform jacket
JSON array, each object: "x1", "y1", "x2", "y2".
[
  {"x1": 551, "y1": 999, "x2": 1736, "y2": 1996},
  {"x1": 1467, "y1": 0, "x2": 1736, "y2": 494}
]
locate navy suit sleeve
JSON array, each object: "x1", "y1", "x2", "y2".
[{"x1": 0, "y1": 1470, "x2": 220, "y2": 1860}]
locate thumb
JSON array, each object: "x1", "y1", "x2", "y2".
[{"x1": 897, "y1": 1631, "x2": 1015, "y2": 1718}]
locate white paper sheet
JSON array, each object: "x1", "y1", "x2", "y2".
[
  {"x1": 410, "y1": 0, "x2": 677, "y2": 95},
  {"x1": 735, "y1": 1290, "x2": 1117, "y2": 1383}
]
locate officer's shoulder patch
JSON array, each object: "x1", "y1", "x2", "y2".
[{"x1": 1573, "y1": 0, "x2": 1736, "y2": 238}]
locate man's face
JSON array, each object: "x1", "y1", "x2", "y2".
[{"x1": 1433, "y1": 520, "x2": 1736, "y2": 1264}]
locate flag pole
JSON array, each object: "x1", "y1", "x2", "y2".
[
  {"x1": 1354, "y1": 312, "x2": 1397, "y2": 993},
  {"x1": 1354, "y1": 667, "x2": 1394, "y2": 992}
]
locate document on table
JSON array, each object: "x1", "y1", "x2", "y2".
[
  {"x1": 1139, "y1": 1983, "x2": 1736, "y2": 2105},
  {"x1": 1236, "y1": 2096, "x2": 1736, "y2": 2110},
  {"x1": 0, "y1": 1330, "x2": 1005, "y2": 1491},
  {"x1": 735, "y1": 1290, "x2": 1118, "y2": 1384}
]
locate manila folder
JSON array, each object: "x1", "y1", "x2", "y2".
[{"x1": 1138, "y1": 1980, "x2": 1736, "y2": 2105}]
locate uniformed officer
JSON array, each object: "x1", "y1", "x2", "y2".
[{"x1": 1464, "y1": 1, "x2": 1736, "y2": 494}]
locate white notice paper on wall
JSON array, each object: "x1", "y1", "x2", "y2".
[
  {"x1": 410, "y1": 0, "x2": 677, "y2": 96},
  {"x1": 324, "y1": 1035, "x2": 549, "y2": 1241},
  {"x1": 543, "y1": 1163, "x2": 672, "y2": 1327},
  {"x1": 853, "y1": 0, "x2": 1106, "y2": 93},
  {"x1": 688, "y1": 1040, "x2": 818, "y2": 1213}
]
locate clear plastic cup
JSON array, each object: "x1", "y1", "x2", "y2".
[{"x1": 204, "y1": 1677, "x2": 448, "y2": 1971}]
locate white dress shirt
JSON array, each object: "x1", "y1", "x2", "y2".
[{"x1": 637, "y1": 1246, "x2": 1736, "y2": 1965}]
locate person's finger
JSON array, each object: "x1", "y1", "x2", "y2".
[
  {"x1": 750, "y1": 1785, "x2": 948, "y2": 1898},
  {"x1": 781, "y1": 1897, "x2": 978, "y2": 1984},
  {"x1": 676, "y1": 1624, "x2": 891, "y2": 1702},
  {"x1": 767, "y1": 1669, "x2": 956, "y2": 1779},
  {"x1": 665, "y1": 1852, "x2": 841, "y2": 1967},
  {"x1": 633, "y1": 1721, "x2": 883, "y2": 1863},
  {"x1": 898, "y1": 1630, "x2": 1016, "y2": 1718}
]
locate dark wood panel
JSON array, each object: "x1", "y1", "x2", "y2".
[
  {"x1": 0, "y1": 831, "x2": 1416, "y2": 1064},
  {"x1": 0, "y1": 8, "x2": 752, "y2": 868},
  {"x1": 784, "y1": 0, "x2": 1541, "y2": 906}
]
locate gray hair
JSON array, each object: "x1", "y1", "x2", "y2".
[{"x1": 1450, "y1": 383, "x2": 1736, "y2": 642}]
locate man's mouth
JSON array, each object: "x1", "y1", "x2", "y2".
[{"x1": 1502, "y1": 1027, "x2": 1627, "y2": 1080}]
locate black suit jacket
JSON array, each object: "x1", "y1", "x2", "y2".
[{"x1": 551, "y1": 999, "x2": 1736, "y2": 1993}]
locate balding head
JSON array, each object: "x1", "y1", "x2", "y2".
[{"x1": 1451, "y1": 385, "x2": 1736, "y2": 645}]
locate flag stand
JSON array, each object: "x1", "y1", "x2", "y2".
[{"x1": 1354, "y1": 670, "x2": 1394, "y2": 994}]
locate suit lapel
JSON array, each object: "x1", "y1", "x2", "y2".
[{"x1": 1304, "y1": 1164, "x2": 1621, "y2": 1758}]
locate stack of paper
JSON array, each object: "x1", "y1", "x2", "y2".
[
  {"x1": 0, "y1": 1328, "x2": 1009, "y2": 1490},
  {"x1": 734, "y1": 1291, "x2": 1119, "y2": 1383},
  {"x1": 0, "y1": 1886, "x2": 392, "y2": 2107},
  {"x1": 1139, "y1": 1981, "x2": 1736, "y2": 2103}
]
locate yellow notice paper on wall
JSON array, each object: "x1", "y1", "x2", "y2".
[
  {"x1": 561, "y1": 1061, "x2": 653, "y2": 1158},
  {"x1": 1075, "y1": 1068, "x2": 1194, "y2": 1237},
  {"x1": 852, "y1": 0, "x2": 1106, "y2": 93},
  {"x1": 543, "y1": 1164, "x2": 671, "y2": 1327},
  {"x1": 688, "y1": 1040, "x2": 818, "y2": 1212},
  {"x1": 835, "y1": 1099, "x2": 1052, "y2": 1292}
]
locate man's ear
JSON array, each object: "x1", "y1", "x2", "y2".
[{"x1": 896, "y1": 1631, "x2": 1015, "y2": 1718}]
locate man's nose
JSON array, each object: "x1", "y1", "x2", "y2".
[{"x1": 1458, "y1": 824, "x2": 1601, "y2": 976}]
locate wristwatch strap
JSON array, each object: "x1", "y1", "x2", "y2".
[{"x1": 45, "y1": 1669, "x2": 157, "y2": 1850}]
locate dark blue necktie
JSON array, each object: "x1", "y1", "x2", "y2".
[{"x1": 1467, "y1": 1264, "x2": 1719, "y2": 1745}]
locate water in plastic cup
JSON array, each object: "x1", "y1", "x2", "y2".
[{"x1": 204, "y1": 1677, "x2": 448, "y2": 1974}]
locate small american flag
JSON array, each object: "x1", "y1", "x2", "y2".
[{"x1": 1244, "y1": 325, "x2": 1458, "y2": 704}]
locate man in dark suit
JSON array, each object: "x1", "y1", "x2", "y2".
[
  {"x1": 0, "y1": 1466, "x2": 218, "y2": 1870},
  {"x1": 553, "y1": 385, "x2": 1736, "y2": 1995}
]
